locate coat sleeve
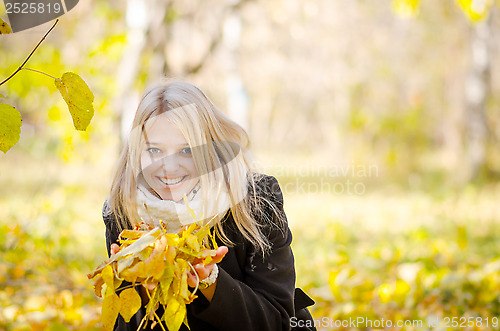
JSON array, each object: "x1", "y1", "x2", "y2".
[
  {"x1": 103, "y1": 200, "x2": 120, "y2": 258},
  {"x1": 189, "y1": 175, "x2": 296, "y2": 331},
  {"x1": 102, "y1": 201, "x2": 149, "y2": 330}
]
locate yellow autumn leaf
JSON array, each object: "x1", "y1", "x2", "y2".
[
  {"x1": 0, "y1": 18, "x2": 12, "y2": 34},
  {"x1": 89, "y1": 218, "x2": 216, "y2": 329},
  {"x1": 165, "y1": 245, "x2": 177, "y2": 263},
  {"x1": 203, "y1": 250, "x2": 217, "y2": 265},
  {"x1": 119, "y1": 288, "x2": 142, "y2": 322},
  {"x1": 163, "y1": 296, "x2": 186, "y2": 331},
  {"x1": 118, "y1": 228, "x2": 161, "y2": 258},
  {"x1": 0, "y1": 103, "x2": 22, "y2": 153},
  {"x1": 137, "y1": 246, "x2": 154, "y2": 261},
  {"x1": 93, "y1": 276, "x2": 105, "y2": 297},
  {"x1": 392, "y1": 0, "x2": 420, "y2": 17},
  {"x1": 171, "y1": 275, "x2": 181, "y2": 298},
  {"x1": 54, "y1": 72, "x2": 94, "y2": 131},
  {"x1": 102, "y1": 264, "x2": 122, "y2": 291},
  {"x1": 121, "y1": 260, "x2": 146, "y2": 283},
  {"x1": 183, "y1": 195, "x2": 199, "y2": 220},
  {"x1": 120, "y1": 229, "x2": 146, "y2": 240},
  {"x1": 183, "y1": 313, "x2": 190, "y2": 330},
  {"x1": 165, "y1": 234, "x2": 180, "y2": 247},
  {"x1": 186, "y1": 233, "x2": 201, "y2": 252},
  {"x1": 457, "y1": 0, "x2": 493, "y2": 22},
  {"x1": 101, "y1": 265, "x2": 117, "y2": 289},
  {"x1": 117, "y1": 256, "x2": 135, "y2": 274},
  {"x1": 159, "y1": 277, "x2": 174, "y2": 305},
  {"x1": 163, "y1": 263, "x2": 175, "y2": 279},
  {"x1": 377, "y1": 283, "x2": 393, "y2": 304},
  {"x1": 102, "y1": 289, "x2": 121, "y2": 331},
  {"x1": 150, "y1": 258, "x2": 166, "y2": 281},
  {"x1": 394, "y1": 279, "x2": 411, "y2": 297},
  {"x1": 179, "y1": 270, "x2": 189, "y2": 300}
]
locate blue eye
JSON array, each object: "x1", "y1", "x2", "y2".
[
  {"x1": 181, "y1": 147, "x2": 192, "y2": 155},
  {"x1": 147, "y1": 147, "x2": 161, "y2": 154}
]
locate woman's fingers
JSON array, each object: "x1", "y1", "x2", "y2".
[
  {"x1": 195, "y1": 263, "x2": 211, "y2": 280},
  {"x1": 186, "y1": 261, "x2": 217, "y2": 288},
  {"x1": 110, "y1": 243, "x2": 120, "y2": 255},
  {"x1": 212, "y1": 246, "x2": 228, "y2": 264},
  {"x1": 186, "y1": 247, "x2": 229, "y2": 288},
  {"x1": 187, "y1": 272, "x2": 199, "y2": 288},
  {"x1": 111, "y1": 244, "x2": 228, "y2": 288},
  {"x1": 144, "y1": 282, "x2": 156, "y2": 291}
]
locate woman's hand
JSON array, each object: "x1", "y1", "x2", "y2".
[
  {"x1": 110, "y1": 243, "x2": 229, "y2": 302},
  {"x1": 187, "y1": 246, "x2": 228, "y2": 302},
  {"x1": 110, "y1": 243, "x2": 156, "y2": 304},
  {"x1": 110, "y1": 243, "x2": 120, "y2": 255}
]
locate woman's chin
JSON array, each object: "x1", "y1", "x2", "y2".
[
  {"x1": 156, "y1": 188, "x2": 191, "y2": 202},
  {"x1": 149, "y1": 178, "x2": 198, "y2": 202}
]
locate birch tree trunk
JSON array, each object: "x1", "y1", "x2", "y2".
[
  {"x1": 114, "y1": 0, "x2": 149, "y2": 142},
  {"x1": 464, "y1": 16, "x2": 491, "y2": 181}
]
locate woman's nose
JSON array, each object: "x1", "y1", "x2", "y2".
[{"x1": 160, "y1": 153, "x2": 181, "y2": 174}]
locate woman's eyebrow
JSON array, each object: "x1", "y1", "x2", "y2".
[{"x1": 145, "y1": 142, "x2": 190, "y2": 148}]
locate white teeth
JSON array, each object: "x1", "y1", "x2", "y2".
[{"x1": 159, "y1": 176, "x2": 184, "y2": 185}]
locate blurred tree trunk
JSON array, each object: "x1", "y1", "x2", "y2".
[
  {"x1": 114, "y1": 0, "x2": 150, "y2": 144},
  {"x1": 112, "y1": 0, "x2": 249, "y2": 146},
  {"x1": 464, "y1": 16, "x2": 491, "y2": 181},
  {"x1": 222, "y1": 12, "x2": 249, "y2": 130}
]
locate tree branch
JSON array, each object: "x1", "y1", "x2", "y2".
[
  {"x1": 185, "y1": 0, "x2": 251, "y2": 75},
  {"x1": 22, "y1": 68, "x2": 59, "y2": 81},
  {"x1": 0, "y1": 19, "x2": 59, "y2": 87}
]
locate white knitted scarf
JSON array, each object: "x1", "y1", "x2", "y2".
[{"x1": 136, "y1": 184, "x2": 231, "y2": 233}]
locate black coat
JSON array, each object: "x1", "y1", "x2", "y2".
[{"x1": 103, "y1": 175, "x2": 315, "y2": 331}]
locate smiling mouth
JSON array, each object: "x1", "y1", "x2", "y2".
[{"x1": 158, "y1": 175, "x2": 186, "y2": 186}]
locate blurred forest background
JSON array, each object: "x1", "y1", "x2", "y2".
[{"x1": 1, "y1": 0, "x2": 500, "y2": 329}]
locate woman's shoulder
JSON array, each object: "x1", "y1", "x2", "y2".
[
  {"x1": 249, "y1": 173, "x2": 283, "y2": 200},
  {"x1": 101, "y1": 199, "x2": 131, "y2": 230},
  {"x1": 251, "y1": 172, "x2": 278, "y2": 185},
  {"x1": 102, "y1": 199, "x2": 114, "y2": 225},
  {"x1": 246, "y1": 173, "x2": 287, "y2": 229}
]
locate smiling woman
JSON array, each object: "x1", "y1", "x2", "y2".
[
  {"x1": 140, "y1": 117, "x2": 200, "y2": 202},
  {"x1": 102, "y1": 79, "x2": 315, "y2": 330}
]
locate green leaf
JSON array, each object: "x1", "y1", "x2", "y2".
[
  {"x1": 0, "y1": 103, "x2": 22, "y2": 153},
  {"x1": 54, "y1": 72, "x2": 94, "y2": 131},
  {"x1": 0, "y1": 18, "x2": 12, "y2": 34}
]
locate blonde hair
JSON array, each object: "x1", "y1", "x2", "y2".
[{"x1": 108, "y1": 79, "x2": 276, "y2": 253}]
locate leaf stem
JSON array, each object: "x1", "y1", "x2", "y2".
[
  {"x1": 0, "y1": 19, "x2": 59, "y2": 87},
  {"x1": 22, "y1": 68, "x2": 59, "y2": 81},
  {"x1": 137, "y1": 316, "x2": 147, "y2": 330},
  {"x1": 111, "y1": 284, "x2": 135, "y2": 292},
  {"x1": 154, "y1": 311, "x2": 167, "y2": 331},
  {"x1": 187, "y1": 261, "x2": 200, "y2": 294}
]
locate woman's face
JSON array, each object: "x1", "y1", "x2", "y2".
[{"x1": 140, "y1": 114, "x2": 200, "y2": 202}]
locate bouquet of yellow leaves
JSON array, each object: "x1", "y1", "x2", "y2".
[{"x1": 87, "y1": 215, "x2": 218, "y2": 331}]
